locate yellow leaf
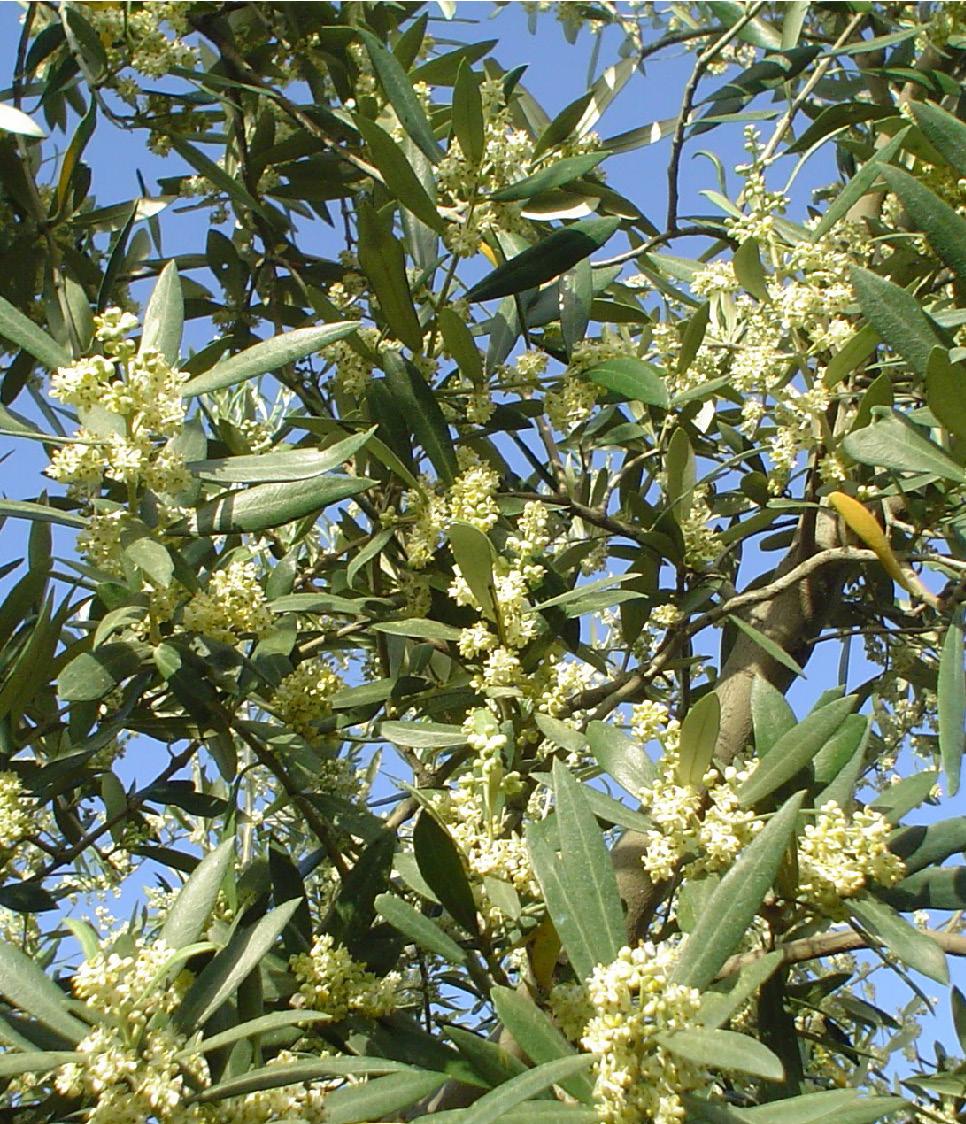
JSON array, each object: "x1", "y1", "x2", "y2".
[
  {"x1": 526, "y1": 915, "x2": 561, "y2": 993},
  {"x1": 828, "y1": 491, "x2": 916, "y2": 595},
  {"x1": 479, "y1": 241, "x2": 499, "y2": 267}
]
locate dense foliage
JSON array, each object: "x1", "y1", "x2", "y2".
[{"x1": 0, "y1": 2, "x2": 963, "y2": 1121}]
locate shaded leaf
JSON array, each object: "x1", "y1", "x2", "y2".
[
  {"x1": 413, "y1": 811, "x2": 480, "y2": 935},
  {"x1": 355, "y1": 115, "x2": 444, "y2": 232},
  {"x1": 0, "y1": 293, "x2": 70, "y2": 369},
  {"x1": 937, "y1": 614, "x2": 964, "y2": 798},
  {"x1": 881, "y1": 166, "x2": 966, "y2": 280},
  {"x1": 0, "y1": 941, "x2": 87, "y2": 1043},
  {"x1": 466, "y1": 217, "x2": 620, "y2": 302},
  {"x1": 851, "y1": 267, "x2": 946, "y2": 379},
  {"x1": 359, "y1": 29, "x2": 443, "y2": 164},
  {"x1": 375, "y1": 893, "x2": 467, "y2": 962},
  {"x1": 461, "y1": 1056, "x2": 595, "y2": 1124},
  {"x1": 491, "y1": 153, "x2": 607, "y2": 201},
  {"x1": 677, "y1": 691, "x2": 721, "y2": 787}
]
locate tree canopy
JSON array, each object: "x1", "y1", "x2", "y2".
[{"x1": 0, "y1": 2, "x2": 963, "y2": 1121}]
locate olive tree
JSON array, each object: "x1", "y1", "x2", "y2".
[{"x1": 0, "y1": 2, "x2": 963, "y2": 1121}]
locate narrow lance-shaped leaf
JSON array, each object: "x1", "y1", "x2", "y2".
[
  {"x1": 926, "y1": 347, "x2": 966, "y2": 441},
  {"x1": 490, "y1": 985, "x2": 595, "y2": 1103},
  {"x1": 354, "y1": 115, "x2": 444, "y2": 232},
  {"x1": 461, "y1": 1056, "x2": 596, "y2": 1124},
  {"x1": 466, "y1": 216, "x2": 620, "y2": 302},
  {"x1": 657, "y1": 1027, "x2": 784, "y2": 1082},
  {"x1": 586, "y1": 356, "x2": 668, "y2": 408},
  {"x1": 170, "y1": 474, "x2": 375, "y2": 536},
  {"x1": 383, "y1": 356, "x2": 458, "y2": 482},
  {"x1": 162, "y1": 838, "x2": 235, "y2": 950},
  {"x1": 850, "y1": 267, "x2": 946, "y2": 379},
  {"x1": 0, "y1": 941, "x2": 88, "y2": 1043},
  {"x1": 937, "y1": 613, "x2": 965, "y2": 798},
  {"x1": 413, "y1": 811, "x2": 480, "y2": 935},
  {"x1": 375, "y1": 893, "x2": 467, "y2": 962},
  {"x1": 738, "y1": 695, "x2": 858, "y2": 808},
  {"x1": 909, "y1": 101, "x2": 966, "y2": 177},
  {"x1": 188, "y1": 428, "x2": 375, "y2": 484},
  {"x1": 881, "y1": 166, "x2": 966, "y2": 281},
  {"x1": 677, "y1": 691, "x2": 721, "y2": 787},
  {"x1": 0, "y1": 292, "x2": 71, "y2": 369},
  {"x1": 140, "y1": 261, "x2": 183, "y2": 365},
  {"x1": 673, "y1": 792, "x2": 804, "y2": 990},
  {"x1": 449, "y1": 522, "x2": 497, "y2": 621},
  {"x1": 842, "y1": 412, "x2": 964, "y2": 484},
  {"x1": 849, "y1": 895, "x2": 949, "y2": 985},
  {"x1": 358, "y1": 29, "x2": 443, "y2": 165},
  {"x1": 184, "y1": 323, "x2": 359, "y2": 398},
  {"x1": 175, "y1": 899, "x2": 301, "y2": 1030},
  {"x1": 490, "y1": 152, "x2": 607, "y2": 201},
  {"x1": 451, "y1": 60, "x2": 484, "y2": 166},
  {"x1": 357, "y1": 202, "x2": 424, "y2": 352}
]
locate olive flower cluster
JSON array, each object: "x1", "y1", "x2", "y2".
[
  {"x1": 182, "y1": 558, "x2": 274, "y2": 644},
  {"x1": 271, "y1": 658, "x2": 344, "y2": 737},
  {"x1": 290, "y1": 933, "x2": 403, "y2": 1021},
  {"x1": 47, "y1": 309, "x2": 190, "y2": 500},
  {"x1": 798, "y1": 800, "x2": 906, "y2": 914},
  {"x1": 580, "y1": 942, "x2": 704, "y2": 1124},
  {"x1": 0, "y1": 772, "x2": 30, "y2": 852}
]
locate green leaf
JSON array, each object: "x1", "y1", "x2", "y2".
[
  {"x1": 380, "y1": 720, "x2": 468, "y2": 749},
  {"x1": 452, "y1": 61, "x2": 485, "y2": 166},
  {"x1": 438, "y1": 306, "x2": 483, "y2": 382},
  {"x1": 883, "y1": 866, "x2": 966, "y2": 911},
  {"x1": 851, "y1": 267, "x2": 946, "y2": 379},
  {"x1": 738, "y1": 695, "x2": 857, "y2": 808},
  {"x1": 937, "y1": 614, "x2": 964, "y2": 799},
  {"x1": 533, "y1": 91, "x2": 594, "y2": 158},
  {"x1": 162, "y1": 838, "x2": 235, "y2": 950},
  {"x1": 461, "y1": 1056, "x2": 595, "y2": 1124},
  {"x1": 751, "y1": 679, "x2": 796, "y2": 756},
  {"x1": 926, "y1": 349, "x2": 966, "y2": 441},
  {"x1": 0, "y1": 104, "x2": 46, "y2": 139},
  {"x1": 870, "y1": 768, "x2": 940, "y2": 824},
  {"x1": 490, "y1": 153, "x2": 607, "y2": 201},
  {"x1": 849, "y1": 895, "x2": 949, "y2": 984},
  {"x1": 811, "y1": 127, "x2": 909, "y2": 241},
  {"x1": 551, "y1": 757, "x2": 625, "y2": 961},
  {"x1": 0, "y1": 1051, "x2": 81, "y2": 1078},
  {"x1": 188, "y1": 429, "x2": 374, "y2": 483},
  {"x1": 677, "y1": 691, "x2": 721, "y2": 787},
  {"x1": 698, "y1": 950, "x2": 784, "y2": 1029},
  {"x1": 383, "y1": 358, "x2": 458, "y2": 482},
  {"x1": 58, "y1": 642, "x2": 144, "y2": 702},
  {"x1": 183, "y1": 323, "x2": 360, "y2": 397},
  {"x1": 586, "y1": 356, "x2": 668, "y2": 408},
  {"x1": 823, "y1": 324, "x2": 879, "y2": 388},
  {"x1": 728, "y1": 615, "x2": 806, "y2": 679},
  {"x1": 466, "y1": 217, "x2": 621, "y2": 302},
  {"x1": 372, "y1": 618, "x2": 462, "y2": 641},
  {"x1": 665, "y1": 426, "x2": 696, "y2": 516},
  {"x1": 449, "y1": 522, "x2": 498, "y2": 621},
  {"x1": 413, "y1": 811, "x2": 480, "y2": 935},
  {"x1": 375, "y1": 893, "x2": 467, "y2": 962},
  {"x1": 0, "y1": 500, "x2": 84, "y2": 529},
  {"x1": 725, "y1": 1090, "x2": 907, "y2": 1124},
  {"x1": 733, "y1": 238, "x2": 769, "y2": 301},
  {"x1": 707, "y1": 1, "x2": 782, "y2": 48},
  {"x1": 490, "y1": 985, "x2": 595, "y2": 1103},
  {"x1": 842, "y1": 412, "x2": 963, "y2": 483},
  {"x1": 168, "y1": 135, "x2": 274, "y2": 221},
  {"x1": 0, "y1": 292, "x2": 70, "y2": 369},
  {"x1": 355, "y1": 115, "x2": 444, "y2": 232},
  {"x1": 0, "y1": 941, "x2": 88, "y2": 1043},
  {"x1": 447, "y1": 1025, "x2": 528, "y2": 1088},
  {"x1": 586, "y1": 720, "x2": 657, "y2": 794},
  {"x1": 140, "y1": 261, "x2": 183, "y2": 365},
  {"x1": 909, "y1": 101, "x2": 966, "y2": 177},
  {"x1": 172, "y1": 474, "x2": 374, "y2": 536},
  {"x1": 181, "y1": 1010, "x2": 333, "y2": 1057},
  {"x1": 881, "y1": 166, "x2": 966, "y2": 280},
  {"x1": 560, "y1": 256, "x2": 593, "y2": 356},
  {"x1": 195, "y1": 1057, "x2": 418, "y2": 1102},
  {"x1": 888, "y1": 816, "x2": 966, "y2": 875},
  {"x1": 657, "y1": 1027, "x2": 783, "y2": 1082},
  {"x1": 812, "y1": 713, "x2": 869, "y2": 788},
  {"x1": 175, "y1": 899, "x2": 301, "y2": 1030},
  {"x1": 358, "y1": 30, "x2": 443, "y2": 165},
  {"x1": 673, "y1": 792, "x2": 804, "y2": 990},
  {"x1": 325, "y1": 1070, "x2": 447, "y2": 1124},
  {"x1": 124, "y1": 537, "x2": 173, "y2": 587}
]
